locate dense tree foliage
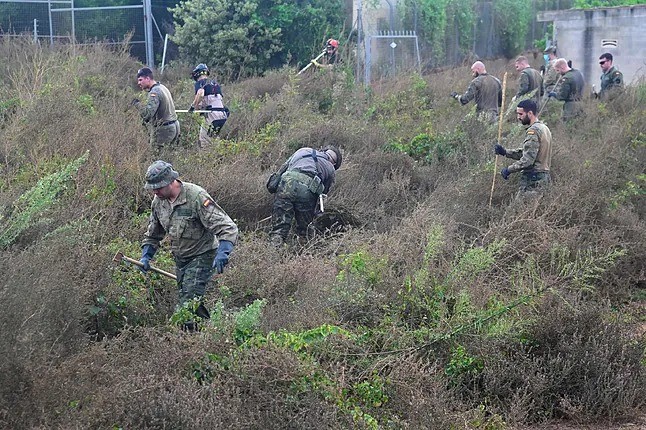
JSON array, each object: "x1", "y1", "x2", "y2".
[
  {"x1": 400, "y1": 0, "x2": 477, "y2": 64},
  {"x1": 170, "y1": 0, "x2": 345, "y2": 79}
]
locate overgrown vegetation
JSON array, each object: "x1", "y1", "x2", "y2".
[
  {"x1": 170, "y1": 0, "x2": 346, "y2": 79},
  {"x1": 0, "y1": 38, "x2": 644, "y2": 429}
]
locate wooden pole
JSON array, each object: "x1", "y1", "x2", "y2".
[{"x1": 489, "y1": 71, "x2": 508, "y2": 207}]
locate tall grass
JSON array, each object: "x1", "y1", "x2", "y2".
[{"x1": 0, "y1": 38, "x2": 644, "y2": 429}]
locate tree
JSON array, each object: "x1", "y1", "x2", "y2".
[{"x1": 170, "y1": 0, "x2": 345, "y2": 80}]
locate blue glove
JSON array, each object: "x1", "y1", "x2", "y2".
[
  {"x1": 494, "y1": 144, "x2": 507, "y2": 156},
  {"x1": 500, "y1": 167, "x2": 510, "y2": 180},
  {"x1": 547, "y1": 91, "x2": 557, "y2": 98},
  {"x1": 139, "y1": 244, "x2": 157, "y2": 273},
  {"x1": 213, "y1": 240, "x2": 234, "y2": 274}
]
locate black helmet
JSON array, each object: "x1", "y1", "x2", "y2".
[
  {"x1": 323, "y1": 145, "x2": 342, "y2": 170},
  {"x1": 191, "y1": 63, "x2": 209, "y2": 81}
]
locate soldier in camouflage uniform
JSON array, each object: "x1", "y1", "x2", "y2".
[
  {"x1": 597, "y1": 52, "x2": 624, "y2": 101},
  {"x1": 135, "y1": 67, "x2": 180, "y2": 150},
  {"x1": 513, "y1": 56, "x2": 543, "y2": 105},
  {"x1": 268, "y1": 146, "x2": 341, "y2": 247},
  {"x1": 495, "y1": 99, "x2": 552, "y2": 197},
  {"x1": 542, "y1": 46, "x2": 560, "y2": 97},
  {"x1": 139, "y1": 161, "x2": 238, "y2": 324},
  {"x1": 547, "y1": 58, "x2": 585, "y2": 121},
  {"x1": 451, "y1": 61, "x2": 502, "y2": 123}
]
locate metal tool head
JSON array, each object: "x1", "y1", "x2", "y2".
[{"x1": 112, "y1": 251, "x2": 125, "y2": 263}]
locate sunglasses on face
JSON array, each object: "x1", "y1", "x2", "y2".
[{"x1": 599, "y1": 60, "x2": 607, "y2": 65}]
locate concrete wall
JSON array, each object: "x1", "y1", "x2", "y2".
[{"x1": 538, "y1": 5, "x2": 646, "y2": 90}]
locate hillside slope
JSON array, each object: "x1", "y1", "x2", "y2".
[{"x1": 0, "y1": 39, "x2": 644, "y2": 429}]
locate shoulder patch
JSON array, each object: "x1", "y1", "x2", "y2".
[
  {"x1": 203, "y1": 198, "x2": 212, "y2": 208},
  {"x1": 527, "y1": 130, "x2": 536, "y2": 135},
  {"x1": 149, "y1": 93, "x2": 157, "y2": 97}
]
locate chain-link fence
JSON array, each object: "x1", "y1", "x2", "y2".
[{"x1": 0, "y1": 0, "x2": 159, "y2": 65}]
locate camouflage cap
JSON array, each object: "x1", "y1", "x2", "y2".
[
  {"x1": 543, "y1": 46, "x2": 557, "y2": 54},
  {"x1": 144, "y1": 160, "x2": 179, "y2": 190}
]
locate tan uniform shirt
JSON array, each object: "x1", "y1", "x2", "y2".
[
  {"x1": 505, "y1": 121, "x2": 552, "y2": 173},
  {"x1": 143, "y1": 181, "x2": 238, "y2": 259}
]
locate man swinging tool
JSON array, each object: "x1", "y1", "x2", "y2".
[
  {"x1": 298, "y1": 39, "x2": 340, "y2": 75},
  {"x1": 139, "y1": 160, "x2": 238, "y2": 330}
]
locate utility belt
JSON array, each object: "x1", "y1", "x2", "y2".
[
  {"x1": 284, "y1": 170, "x2": 324, "y2": 195},
  {"x1": 161, "y1": 119, "x2": 177, "y2": 126},
  {"x1": 204, "y1": 106, "x2": 230, "y2": 119}
]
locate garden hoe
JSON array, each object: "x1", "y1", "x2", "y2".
[{"x1": 113, "y1": 251, "x2": 177, "y2": 280}]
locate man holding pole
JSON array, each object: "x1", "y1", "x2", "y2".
[
  {"x1": 188, "y1": 63, "x2": 229, "y2": 148},
  {"x1": 494, "y1": 99, "x2": 552, "y2": 197},
  {"x1": 298, "y1": 39, "x2": 340, "y2": 75},
  {"x1": 139, "y1": 160, "x2": 238, "y2": 328}
]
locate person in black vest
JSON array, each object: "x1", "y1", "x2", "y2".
[{"x1": 188, "y1": 64, "x2": 228, "y2": 148}]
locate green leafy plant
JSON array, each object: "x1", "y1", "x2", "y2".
[{"x1": 0, "y1": 151, "x2": 89, "y2": 248}]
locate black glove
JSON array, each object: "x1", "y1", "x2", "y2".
[
  {"x1": 139, "y1": 244, "x2": 157, "y2": 273},
  {"x1": 450, "y1": 91, "x2": 459, "y2": 99},
  {"x1": 213, "y1": 240, "x2": 234, "y2": 274},
  {"x1": 494, "y1": 144, "x2": 507, "y2": 156},
  {"x1": 131, "y1": 98, "x2": 141, "y2": 107},
  {"x1": 188, "y1": 105, "x2": 195, "y2": 113},
  {"x1": 500, "y1": 167, "x2": 510, "y2": 180}
]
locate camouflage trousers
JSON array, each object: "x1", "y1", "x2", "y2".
[
  {"x1": 150, "y1": 121, "x2": 180, "y2": 150},
  {"x1": 518, "y1": 171, "x2": 551, "y2": 197},
  {"x1": 269, "y1": 171, "x2": 318, "y2": 245},
  {"x1": 174, "y1": 249, "x2": 216, "y2": 307}
]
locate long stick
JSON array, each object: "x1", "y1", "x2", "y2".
[
  {"x1": 297, "y1": 50, "x2": 326, "y2": 75},
  {"x1": 113, "y1": 251, "x2": 177, "y2": 280},
  {"x1": 489, "y1": 72, "x2": 508, "y2": 207},
  {"x1": 175, "y1": 109, "x2": 211, "y2": 114},
  {"x1": 537, "y1": 73, "x2": 563, "y2": 117}
]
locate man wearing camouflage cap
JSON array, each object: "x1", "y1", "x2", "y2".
[
  {"x1": 135, "y1": 67, "x2": 180, "y2": 150},
  {"x1": 267, "y1": 146, "x2": 341, "y2": 247},
  {"x1": 139, "y1": 160, "x2": 238, "y2": 324},
  {"x1": 541, "y1": 46, "x2": 559, "y2": 110}
]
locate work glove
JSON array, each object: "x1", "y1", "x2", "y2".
[
  {"x1": 188, "y1": 105, "x2": 195, "y2": 113},
  {"x1": 547, "y1": 91, "x2": 557, "y2": 98},
  {"x1": 139, "y1": 244, "x2": 157, "y2": 273},
  {"x1": 494, "y1": 144, "x2": 507, "y2": 157},
  {"x1": 450, "y1": 91, "x2": 459, "y2": 100},
  {"x1": 500, "y1": 167, "x2": 510, "y2": 180},
  {"x1": 511, "y1": 95, "x2": 517, "y2": 102},
  {"x1": 213, "y1": 240, "x2": 234, "y2": 274},
  {"x1": 131, "y1": 98, "x2": 141, "y2": 107}
]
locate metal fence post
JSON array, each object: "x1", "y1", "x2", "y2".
[{"x1": 143, "y1": 0, "x2": 153, "y2": 67}]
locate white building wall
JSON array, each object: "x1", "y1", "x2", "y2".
[{"x1": 538, "y1": 5, "x2": 646, "y2": 89}]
